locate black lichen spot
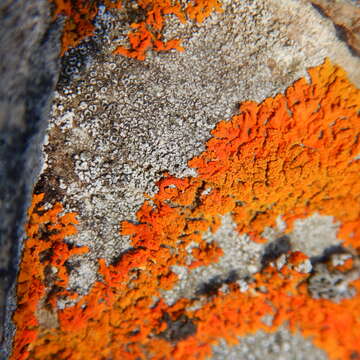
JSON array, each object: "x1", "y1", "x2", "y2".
[
  {"x1": 123, "y1": 6, "x2": 147, "y2": 25},
  {"x1": 158, "y1": 313, "x2": 196, "y2": 343},
  {"x1": 261, "y1": 235, "x2": 291, "y2": 268},
  {"x1": 196, "y1": 270, "x2": 238, "y2": 296},
  {"x1": 196, "y1": 276, "x2": 223, "y2": 296}
]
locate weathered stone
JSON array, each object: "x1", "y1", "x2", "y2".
[
  {"x1": 5, "y1": 0, "x2": 360, "y2": 358},
  {"x1": 0, "y1": 0, "x2": 60, "y2": 357},
  {"x1": 309, "y1": 0, "x2": 360, "y2": 55}
]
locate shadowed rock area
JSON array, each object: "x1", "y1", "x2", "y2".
[{"x1": 0, "y1": 0, "x2": 60, "y2": 357}]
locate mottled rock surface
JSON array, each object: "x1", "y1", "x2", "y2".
[
  {"x1": 44, "y1": 0, "x2": 360, "y2": 302},
  {"x1": 4, "y1": 0, "x2": 360, "y2": 359},
  {"x1": 30, "y1": 0, "x2": 360, "y2": 358}
]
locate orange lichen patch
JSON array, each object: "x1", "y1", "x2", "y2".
[
  {"x1": 11, "y1": 194, "x2": 87, "y2": 360},
  {"x1": 113, "y1": 0, "x2": 222, "y2": 60},
  {"x1": 186, "y1": 0, "x2": 223, "y2": 23},
  {"x1": 49, "y1": 0, "x2": 102, "y2": 56},
  {"x1": 50, "y1": 0, "x2": 221, "y2": 58},
  {"x1": 183, "y1": 258, "x2": 360, "y2": 360},
  {"x1": 11, "y1": 59, "x2": 360, "y2": 360},
  {"x1": 50, "y1": 0, "x2": 124, "y2": 55},
  {"x1": 331, "y1": 257, "x2": 354, "y2": 272},
  {"x1": 189, "y1": 242, "x2": 223, "y2": 269},
  {"x1": 188, "y1": 58, "x2": 360, "y2": 247},
  {"x1": 288, "y1": 251, "x2": 309, "y2": 266}
]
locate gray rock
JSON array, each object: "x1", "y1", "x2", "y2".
[
  {"x1": 308, "y1": 0, "x2": 360, "y2": 56},
  {"x1": 0, "y1": 0, "x2": 60, "y2": 357}
]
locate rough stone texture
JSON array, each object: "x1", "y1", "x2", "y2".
[
  {"x1": 0, "y1": 0, "x2": 60, "y2": 357},
  {"x1": 8, "y1": 0, "x2": 360, "y2": 358},
  {"x1": 39, "y1": 0, "x2": 360, "y2": 319},
  {"x1": 349, "y1": 0, "x2": 360, "y2": 7},
  {"x1": 211, "y1": 326, "x2": 327, "y2": 360}
]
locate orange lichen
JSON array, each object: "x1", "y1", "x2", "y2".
[
  {"x1": 188, "y1": 58, "x2": 360, "y2": 247},
  {"x1": 11, "y1": 194, "x2": 87, "y2": 360},
  {"x1": 185, "y1": 257, "x2": 360, "y2": 360},
  {"x1": 50, "y1": 0, "x2": 222, "y2": 58},
  {"x1": 186, "y1": 0, "x2": 223, "y2": 23},
  {"x1": 189, "y1": 242, "x2": 223, "y2": 269},
  {"x1": 113, "y1": 0, "x2": 222, "y2": 60},
  {"x1": 11, "y1": 59, "x2": 360, "y2": 360},
  {"x1": 50, "y1": 0, "x2": 101, "y2": 56},
  {"x1": 331, "y1": 257, "x2": 354, "y2": 272}
]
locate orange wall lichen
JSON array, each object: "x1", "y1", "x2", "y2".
[
  {"x1": 50, "y1": 0, "x2": 104, "y2": 56},
  {"x1": 11, "y1": 194, "x2": 87, "y2": 360},
  {"x1": 112, "y1": 0, "x2": 223, "y2": 60},
  {"x1": 11, "y1": 59, "x2": 360, "y2": 360},
  {"x1": 50, "y1": 0, "x2": 222, "y2": 58}
]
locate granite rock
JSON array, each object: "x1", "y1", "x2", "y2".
[{"x1": 0, "y1": 0, "x2": 60, "y2": 357}]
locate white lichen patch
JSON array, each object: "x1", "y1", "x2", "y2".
[
  {"x1": 211, "y1": 326, "x2": 327, "y2": 360},
  {"x1": 290, "y1": 213, "x2": 341, "y2": 257},
  {"x1": 262, "y1": 213, "x2": 341, "y2": 258},
  {"x1": 308, "y1": 253, "x2": 360, "y2": 302}
]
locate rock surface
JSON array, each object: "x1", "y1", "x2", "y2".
[
  {"x1": 0, "y1": 0, "x2": 60, "y2": 357},
  {"x1": 4, "y1": 0, "x2": 360, "y2": 359},
  {"x1": 309, "y1": 0, "x2": 360, "y2": 55},
  {"x1": 43, "y1": 0, "x2": 360, "y2": 302}
]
